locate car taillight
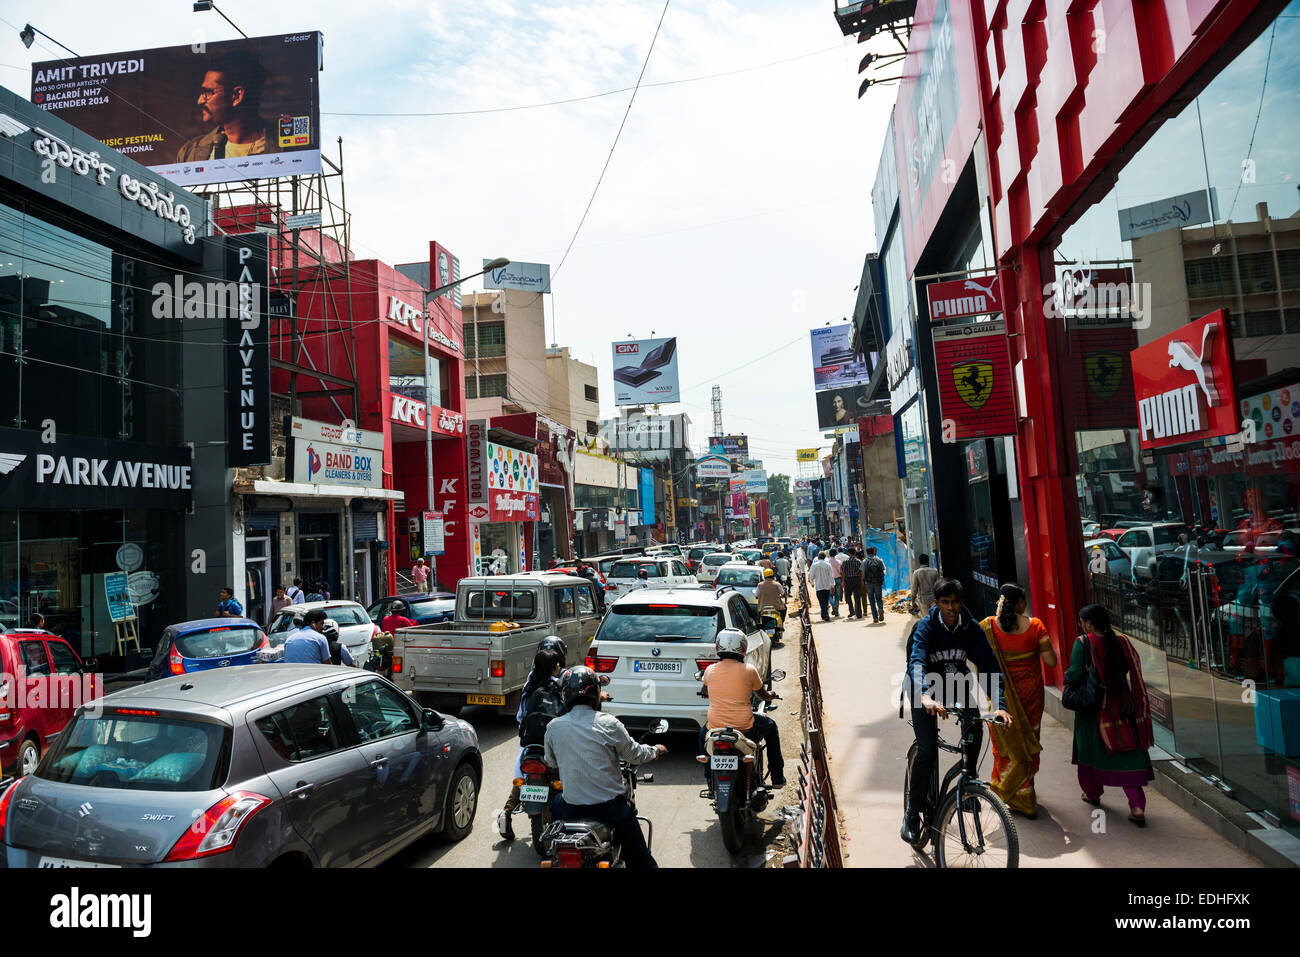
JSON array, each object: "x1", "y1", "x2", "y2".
[
  {"x1": 490, "y1": 659, "x2": 505, "y2": 678},
  {"x1": 0, "y1": 777, "x2": 24, "y2": 833},
  {"x1": 257, "y1": 632, "x2": 270, "y2": 650},
  {"x1": 163, "y1": 791, "x2": 271, "y2": 862},
  {"x1": 587, "y1": 655, "x2": 618, "y2": 674},
  {"x1": 169, "y1": 648, "x2": 184, "y2": 675},
  {"x1": 372, "y1": 625, "x2": 381, "y2": 640},
  {"x1": 520, "y1": 758, "x2": 548, "y2": 776},
  {"x1": 392, "y1": 655, "x2": 403, "y2": 674},
  {"x1": 695, "y1": 658, "x2": 718, "y2": 672},
  {"x1": 556, "y1": 846, "x2": 584, "y2": 868},
  {"x1": 605, "y1": 583, "x2": 617, "y2": 591}
]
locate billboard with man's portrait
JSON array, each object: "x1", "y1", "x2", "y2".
[{"x1": 31, "y1": 32, "x2": 323, "y2": 188}]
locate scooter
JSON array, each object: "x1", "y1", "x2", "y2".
[
  {"x1": 696, "y1": 669, "x2": 786, "y2": 854},
  {"x1": 539, "y1": 718, "x2": 667, "y2": 869},
  {"x1": 758, "y1": 606, "x2": 785, "y2": 645}
]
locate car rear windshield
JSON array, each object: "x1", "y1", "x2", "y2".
[
  {"x1": 39, "y1": 712, "x2": 229, "y2": 791},
  {"x1": 464, "y1": 589, "x2": 537, "y2": 619},
  {"x1": 611, "y1": 561, "x2": 666, "y2": 579},
  {"x1": 324, "y1": 606, "x2": 370, "y2": 626},
  {"x1": 703, "y1": 554, "x2": 731, "y2": 566},
  {"x1": 408, "y1": 597, "x2": 456, "y2": 617},
  {"x1": 1154, "y1": 526, "x2": 1184, "y2": 545},
  {"x1": 717, "y1": 568, "x2": 762, "y2": 587},
  {"x1": 598, "y1": 604, "x2": 722, "y2": 643},
  {"x1": 175, "y1": 626, "x2": 262, "y2": 659}
]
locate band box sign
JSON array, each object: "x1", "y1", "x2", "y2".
[
  {"x1": 225, "y1": 235, "x2": 271, "y2": 467},
  {"x1": 289, "y1": 416, "x2": 383, "y2": 489},
  {"x1": 925, "y1": 274, "x2": 1003, "y2": 322},
  {"x1": 931, "y1": 319, "x2": 1017, "y2": 439},
  {"x1": 1130, "y1": 310, "x2": 1237, "y2": 451}
]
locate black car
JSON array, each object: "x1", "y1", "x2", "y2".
[{"x1": 369, "y1": 593, "x2": 456, "y2": 626}]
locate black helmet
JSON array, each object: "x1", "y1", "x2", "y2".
[
  {"x1": 538, "y1": 635, "x2": 568, "y2": 667},
  {"x1": 559, "y1": 666, "x2": 601, "y2": 710}
]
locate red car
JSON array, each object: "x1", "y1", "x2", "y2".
[
  {"x1": 0, "y1": 629, "x2": 99, "y2": 779},
  {"x1": 549, "y1": 565, "x2": 610, "y2": 593}
]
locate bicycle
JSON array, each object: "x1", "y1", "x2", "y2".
[{"x1": 903, "y1": 710, "x2": 1019, "y2": 868}]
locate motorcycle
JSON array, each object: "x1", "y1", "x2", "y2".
[
  {"x1": 539, "y1": 718, "x2": 667, "y2": 869},
  {"x1": 758, "y1": 606, "x2": 785, "y2": 645},
  {"x1": 696, "y1": 668, "x2": 787, "y2": 854},
  {"x1": 517, "y1": 742, "x2": 557, "y2": 855}
]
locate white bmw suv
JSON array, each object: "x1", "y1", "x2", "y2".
[{"x1": 585, "y1": 586, "x2": 772, "y2": 729}]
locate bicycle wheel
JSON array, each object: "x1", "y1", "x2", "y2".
[
  {"x1": 902, "y1": 742, "x2": 930, "y2": 850},
  {"x1": 934, "y1": 782, "x2": 1019, "y2": 868}
]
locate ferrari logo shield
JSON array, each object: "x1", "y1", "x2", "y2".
[
  {"x1": 953, "y1": 362, "x2": 994, "y2": 411},
  {"x1": 1084, "y1": 352, "x2": 1122, "y2": 400}
]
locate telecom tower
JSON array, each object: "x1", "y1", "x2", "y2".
[{"x1": 712, "y1": 385, "x2": 723, "y2": 438}]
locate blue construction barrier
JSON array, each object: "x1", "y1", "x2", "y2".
[{"x1": 860, "y1": 529, "x2": 909, "y2": 593}]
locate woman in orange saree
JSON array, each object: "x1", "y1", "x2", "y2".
[{"x1": 980, "y1": 583, "x2": 1057, "y2": 817}]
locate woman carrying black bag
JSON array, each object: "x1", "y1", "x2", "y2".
[{"x1": 1065, "y1": 604, "x2": 1155, "y2": 826}]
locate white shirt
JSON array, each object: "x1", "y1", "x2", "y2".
[{"x1": 809, "y1": 558, "x2": 835, "y2": 591}]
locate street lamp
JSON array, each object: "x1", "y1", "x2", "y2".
[
  {"x1": 18, "y1": 24, "x2": 80, "y2": 56},
  {"x1": 192, "y1": 1, "x2": 250, "y2": 39},
  {"x1": 419, "y1": 258, "x2": 509, "y2": 522}
]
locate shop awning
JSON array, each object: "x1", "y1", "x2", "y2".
[{"x1": 243, "y1": 480, "x2": 405, "y2": 502}]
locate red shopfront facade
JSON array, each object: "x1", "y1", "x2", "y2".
[
  {"x1": 883, "y1": 0, "x2": 1300, "y2": 828},
  {"x1": 272, "y1": 241, "x2": 472, "y2": 592}
]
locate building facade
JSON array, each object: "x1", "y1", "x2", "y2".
[{"x1": 867, "y1": 0, "x2": 1300, "y2": 833}]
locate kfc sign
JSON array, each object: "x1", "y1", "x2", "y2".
[
  {"x1": 388, "y1": 296, "x2": 423, "y2": 333},
  {"x1": 926, "y1": 274, "x2": 1001, "y2": 322},
  {"x1": 390, "y1": 395, "x2": 466, "y2": 435},
  {"x1": 1131, "y1": 310, "x2": 1237, "y2": 451}
]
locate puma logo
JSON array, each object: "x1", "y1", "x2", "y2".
[
  {"x1": 1168, "y1": 320, "x2": 1218, "y2": 406},
  {"x1": 963, "y1": 278, "x2": 995, "y2": 295}
]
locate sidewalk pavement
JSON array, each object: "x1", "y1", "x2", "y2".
[{"x1": 813, "y1": 609, "x2": 1262, "y2": 867}]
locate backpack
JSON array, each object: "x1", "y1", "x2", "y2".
[{"x1": 519, "y1": 685, "x2": 565, "y2": 746}]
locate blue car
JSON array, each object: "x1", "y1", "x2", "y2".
[
  {"x1": 146, "y1": 617, "x2": 271, "y2": 681},
  {"x1": 368, "y1": 593, "x2": 456, "y2": 626}
]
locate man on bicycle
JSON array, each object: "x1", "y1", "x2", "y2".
[{"x1": 901, "y1": 577, "x2": 1010, "y2": 845}]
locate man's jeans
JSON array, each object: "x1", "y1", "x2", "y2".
[
  {"x1": 816, "y1": 589, "x2": 831, "y2": 620},
  {"x1": 830, "y1": 579, "x2": 841, "y2": 614},
  {"x1": 551, "y1": 793, "x2": 657, "y2": 869},
  {"x1": 906, "y1": 706, "x2": 983, "y2": 818},
  {"x1": 843, "y1": 578, "x2": 862, "y2": 617},
  {"x1": 866, "y1": 582, "x2": 884, "y2": 621},
  {"x1": 698, "y1": 713, "x2": 785, "y2": 784}
]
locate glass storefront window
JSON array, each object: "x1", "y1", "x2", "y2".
[
  {"x1": 1050, "y1": 2, "x2": 1300, "y2": 831},
  {"x1": 387, "y1": 336, "x2": 444, "y2": 408}
]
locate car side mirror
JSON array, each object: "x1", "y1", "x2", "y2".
[{"x1": 423, "y1": 709, "x2": 445, "y2": 731}]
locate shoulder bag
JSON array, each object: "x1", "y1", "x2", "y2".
[{"x1": 1062, "y1": 635, "x2": 1105, "y2": 713}]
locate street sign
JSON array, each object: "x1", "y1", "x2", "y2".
[{"x1": 422, "y1": 511, "x2": 445, "y2": 556}]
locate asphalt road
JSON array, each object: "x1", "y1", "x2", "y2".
[{"x1": 385, "y1": 637, "x2": 800, "y2": 869}]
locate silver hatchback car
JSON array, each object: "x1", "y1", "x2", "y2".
[{"x1": 0, "y1": 665, "x2": 481, "y2": 867}]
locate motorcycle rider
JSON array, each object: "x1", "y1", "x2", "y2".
[
  {"x1": 497, "y1": 645, "x2": 564, "y2": 841},
  {"x1": 544, "y1": 666, "x2": 665, "y2": 868},
  {"x1": 754, "y1": 568, "x2": 786, "y2": 634},
  {"x1": 699, "y1": 629, "x2": 785, "y2": 787}
]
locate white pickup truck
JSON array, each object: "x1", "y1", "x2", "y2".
[{"x1": 391, "y1": 573, "x2": 603, "y2": 715}]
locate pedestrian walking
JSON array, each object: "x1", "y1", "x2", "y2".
[
  {"x1": 412, "y1": 557, "x2": 430, "y2": 593},
  {"x1": 268, "y1": 586, "x2": 292, "y2": 628},
  {"x1": 828, "y1": 550, "x2": 843, "y2": 618},
  {"x1": 840, "y1": 549, "x2": 863, "y2": 619},
  {"x1": 287, "y1": 578, "x2": 305, "y2": 605},
  {"x1": 908, "y1": 554, "x2": 940, "y2": 618},
  {"x1": 216, "y1": 586, "x2": 242, "y2": 618},
  {"x1": 862, "y1": 546, "x2": 886, "y2": 623},
  {"x1": 980, "y1": 583, "x2": 1056, "y2": 817},
  {"x1": 1067, "y1": 604, "x2": 1155, "y2": 826},
  {"x1": 809, "y1": 554, "x2": 834, "y2": 622}
]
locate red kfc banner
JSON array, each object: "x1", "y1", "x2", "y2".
[
  {"x1": 932, "y1": 319, "x2": 1017, "y2": 439},
  {"x1": 925, "y1": 273, "x2": 1001, "y2": 323},
  {"x1": 1130, "y1": 310, "x2": 1237, "y2": 451}
]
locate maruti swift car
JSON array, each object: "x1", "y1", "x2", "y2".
[{"x1": 0, "y1": 665, "x2": 482, "y2": 867}]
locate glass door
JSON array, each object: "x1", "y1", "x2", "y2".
[{"x1": 245, "y1": 536, "x2": 271, "y2": 627}]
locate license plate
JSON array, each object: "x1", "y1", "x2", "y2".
[
  {"x1": 711, "y1": 754, "x2": 739, "y2": 770},
  {"x1": 632, "y1": 660, "x2": 682, "y2": 674},
  {"x1": 519, "y1": 785, "x2": 550, "y2": 803},
  {"x1": 38, "y1": 856, "x2": 120, "y2": 869},
  {"x1": 467, "y1": 694, "x2": 506, "y2": 706}
]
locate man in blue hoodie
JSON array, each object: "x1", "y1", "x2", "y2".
[{"x1": 901, "y1": 577, "x2": 1011, "y2": 844}]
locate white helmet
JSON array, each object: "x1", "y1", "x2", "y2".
[{"x1": 715, "y1": 628, "x2": 746, "y2": 660}]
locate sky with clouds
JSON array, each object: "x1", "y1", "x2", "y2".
[{"x1": 1, "y1": 0, "x2": 900, "y2": 479}]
